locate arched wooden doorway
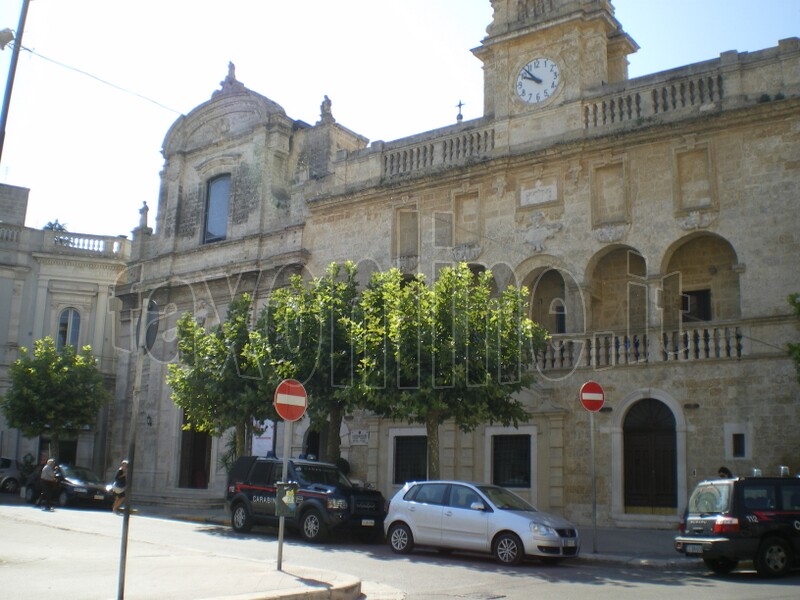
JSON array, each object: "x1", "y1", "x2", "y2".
[{"x1": 623, "y1": 398, "x2": 677, "y2": 513}]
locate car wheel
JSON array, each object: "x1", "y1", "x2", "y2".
[
  {"x1": 58, "y1": 490, "x2": 68, "y2": 507},
  {"x1": 388, "y1": 523, "x2": 414, "y2": 554},
  {"x1": 300, "y1": 509, "x2": 328, "y2": 543},
  {"x1": 2, "y1": 478, "x2": 19, "y2": 494},
  {"x1": 231, "y1": 503, "x2": 253, "y2": 533},
  {"x1": 755, "y1": 536, "x2": 792, "y2": 578},
  {"x1": 703, "y1": 557, "x2": 738, "y2": 575},
  {"x1": 493, "y1": 532, "x2": 524, "y2": 566}
]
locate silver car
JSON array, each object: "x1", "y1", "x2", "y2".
[{"x1": 385, "y1": 480, "x2": 580, "y2": 566}]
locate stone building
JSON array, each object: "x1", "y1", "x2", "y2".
[
  {"x1": 0, "y1": 183, "x2": 130, "y2": 475},
  {"x1": 108, "y1": 0, "x2": 799, "y2": 526}
]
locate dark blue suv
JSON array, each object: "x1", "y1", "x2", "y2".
[
  {"x1": 225, "y1": 455, "x2": 386, "y2": 542},
  {"x1": 675, "y1": 476, "x2": 800, "y2": 577}
]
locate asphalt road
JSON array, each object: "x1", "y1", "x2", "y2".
[{"x1": 1, "y1": 496, "x2": 799, "y2": 600}]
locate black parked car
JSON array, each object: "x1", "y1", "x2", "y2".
[
  {"x1": 674, "y1": 475, "x2": 800, "y2": 577},
  {"x1": 24, "y1": 464, "x2": 113, "y2": 508},
  {"x1": 225, "y1": 455, "x2": 387, "y2": 542}
]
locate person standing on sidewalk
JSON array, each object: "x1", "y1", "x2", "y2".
[
  {"x1": 38, "y1": 458, "x2": 60, "y2": 511},
  {"x1": 111, "y1": 460, "x2": 128, "y2": 515}
]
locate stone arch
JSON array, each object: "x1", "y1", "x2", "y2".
[
  {"x1": 584, "y1": 244, "x2": 647, "y2": 333},
  {"x1": 610, "y1": 388, "x2": 687, "y2": 524},
  {"x1": 660, "y1": 232, "x2": 741, "y2": 327}
]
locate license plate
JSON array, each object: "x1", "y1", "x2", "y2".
[
  {"x1": 361, "y1": 519, "x2": 375, "y2": 527},
  {"x1": 563, "y1": 539, "x2": 576, "y2": 547},
  {"x1": 94, "y1": 494, "x2": 104, "y2": 500},
  {"x1": 685, "y1": 544, "x2": 702, "y2": 555}
]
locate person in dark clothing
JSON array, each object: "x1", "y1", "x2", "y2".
[
  {"x1": 111, "y1": 459, "x2": 128, "y2": 514},
  {"x1": 718, "y1": 466, "x2": 733, "y2": 478}
]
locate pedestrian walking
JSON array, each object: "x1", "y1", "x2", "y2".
[
  {"x1": 38, "y1": 458, "x2": 60, "y2": 511},
  {"x1": 111, "y1": 459, "x2": 128, "y2": 515}
]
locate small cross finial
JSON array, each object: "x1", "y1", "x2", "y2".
[{"x1": 456, "y1": 100, "x2": 465, "y2": 122}]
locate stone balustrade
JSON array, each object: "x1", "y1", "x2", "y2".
[{"x1": 537, "y1": 325, "x2": 745, "y2": 372}]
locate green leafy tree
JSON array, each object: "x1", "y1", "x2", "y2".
[
  {"x1": 789, "y1": 293, "x2": 800, "y2": 381},
  {"x1": 0, "y1": 337, "x2": 111, "y2": 461},
  {"x1": 167, "y1": 294, "x2": 276, "y2": 458},
  {"x1": 42, "y1": 219, "x2": 68, "y2": 231},
  {"x1": 250, "y1": 262, "x2": 361, "y2": 461},
  {"x1": 356, "y1": 263, "x2": 547, "y2": 479}
]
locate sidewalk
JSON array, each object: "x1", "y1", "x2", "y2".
[{"x1": 134, "y1": 502, "x2": 703, "y2": 599}]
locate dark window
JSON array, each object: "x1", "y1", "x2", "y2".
[
  {"x1": 732, "y1": 433, "x2": 746, "y2": 458},
  {"x1": 552, "y1": 301, "x2": 566, "y2": 334},
  {"x1": 204, "y1": 175, "x2": 230, "y2": 244},
  {"x1": 56, "y1": 308, "x2": 80, "y2": 350},
  {"x1": 682, "y1": 289, "x2": 711, "y2": 322},
  {"x1": 743, "y1": 485, "x2": 776, "y2": 510},
  {"x1": 394, "y1": 435, "x2": 427, "y2": 485},
  {"x1": 492, "y1": 434, "x2": 531, "y2": 488},
  {"x1": 409, "y1": 482, "x2": 448, "y2": 505},
  {"x1": 250, "y1": 461, "x2": 273, "y2": 485}
]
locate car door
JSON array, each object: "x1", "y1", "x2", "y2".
[
  {"x1": 248, "y1": 460, "x2": 276, "y2": 519},
  {"x1": 441, "y1": 484, "x2": 490, "y2": 551},
  {"x1": 406, "y1": 483, "x2": 448, "y2": 546}
]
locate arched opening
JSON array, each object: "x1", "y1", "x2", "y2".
[{"x1": 623, "y1": 398, "x2": 677, "y2": 513}]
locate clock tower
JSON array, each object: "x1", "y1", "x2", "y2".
[{"x1": 474, "y1": 0, "x2": 637, "y2": 121}]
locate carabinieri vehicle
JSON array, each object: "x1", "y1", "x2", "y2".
[
  {"x1": 674, "y1": 474, "x2": 800, "y2": 577},
  {"x1": 225, "y1": 455, "x2": 387, "y2": 542}
]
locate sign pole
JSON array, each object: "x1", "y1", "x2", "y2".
[
  {"x1": 590, "y1": 410, "x2": 597, "y2": 554},
  {"x1": 277, "y1": 419, "x2": 291, "y2": 572},
  {"x1": 273, "y1": 378, "x2": 307, "y2": 572},
  {"x1": 579, "y1": 381, "x2": 604, "y2": 555}
]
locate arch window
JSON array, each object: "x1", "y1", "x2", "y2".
[
  {"x1": 57, "y1": 307, "x2": 81, "y2": 350},
  {"x1": 203, "y1": 174, "x2": 231, "y2": 244}
]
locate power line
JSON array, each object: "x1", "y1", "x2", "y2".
[{"x1": 18, "y1": 43, "x2": 183, "y2": 115}]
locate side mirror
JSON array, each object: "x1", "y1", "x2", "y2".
[{"x1": 470, "y1": 501, "x2": 486, "y2": 511}]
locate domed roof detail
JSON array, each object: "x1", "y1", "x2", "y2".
[{"x1": 162, "y1": 62, "x2": 287, "y2": 156}]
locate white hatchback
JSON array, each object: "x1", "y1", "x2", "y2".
[{"x1": 385, "y1": 480, "x2": 580, "y2": 566}]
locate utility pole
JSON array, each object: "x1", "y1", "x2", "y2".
[{"x1": 0, "y1": 0, "x2": 30, "y2": 163}]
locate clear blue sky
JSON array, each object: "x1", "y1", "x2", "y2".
[{"x1": 0, "y1": 0, "x2": 797, "y2": 237}]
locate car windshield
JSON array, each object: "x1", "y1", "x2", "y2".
[
  {"x1": 687, "y1": 481, "x2": 733, "y2": 513},
  {"x1": 476, "y1": 485, "x2": 536, "y2": 511},
  {"x1": 294, "y1": 464, "x2": 351, "y2": 489},
  {"x1": 60, "y1": 466, "x2": 102, "y2": 484}
]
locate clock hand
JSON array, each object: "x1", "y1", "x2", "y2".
[{"x1": 522, "y1": 67, "x2": 542, "y2": 84}]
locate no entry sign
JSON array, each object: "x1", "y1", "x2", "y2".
[
  {"x1": 274, "y1": 379, "x2": 307, "y2": 422},
  {"x1": 580, "y1": 381, "x2": 605, "y2": 412}
]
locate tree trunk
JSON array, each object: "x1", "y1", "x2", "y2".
[
  {"x1": 235, "y1": 422, "x2": 246, "y2": 458},
  {"x1": 426, "y1": 412, "x2": 441, "y2": 480},
  {"x1": 49, "y1": 432, "x2": 60, "y2": 462},
  {"x1": 325, "y1": 404, "x2": 343, "y2": 463}
]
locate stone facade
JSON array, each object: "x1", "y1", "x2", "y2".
[
  {"x1": 5, "y1": 1, "x2": 797, "y2": 527},
  {"x1": 0, "y1": 183, "x2": 130, "y2": 473}
]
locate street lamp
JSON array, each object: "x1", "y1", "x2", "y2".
[{"x1": 0, "y1": 0, "x2": 31, "y2": 163}]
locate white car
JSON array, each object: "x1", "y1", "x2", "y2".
[{"x1": 385, "y1": 480, "x2": 580, "y2": 566}]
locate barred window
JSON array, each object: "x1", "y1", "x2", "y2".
[
  {"x1": 394, "y1": 435, "x2": 427, "y2": 485},
  {"x1": 492, "y1": 434, "x2": 531, "y2": 488}
]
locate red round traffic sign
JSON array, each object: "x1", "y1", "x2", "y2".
[
  {"x1": 273, "y1": 379, "x2": 307, "y2": 422},
  {"x1": 580, "y1": 381, "x2": 605, "y2": 412}
]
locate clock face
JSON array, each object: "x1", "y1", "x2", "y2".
[{"x1": 515, "y1": 58, "x2": 560, "y2": 105}]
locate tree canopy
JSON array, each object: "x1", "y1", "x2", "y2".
[
  {"x1": 0, "y1": 337, "x2": 111, "y2": 461},
  {"x1": 355, "y1": 263, "x2": 547, "y2": 478},
  {"x1": 167, "y1": 294, "x2": 276, "y2": 457},
  {"x1": 250, "y1": 262, "x2": 362, "y2": 461}
]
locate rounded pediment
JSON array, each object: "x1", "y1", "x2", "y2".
[{"x1": 162, "y1": 63, "x2": 287, "y2": 156}]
